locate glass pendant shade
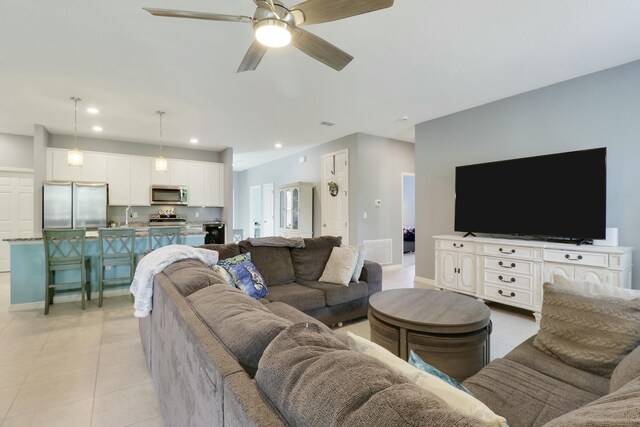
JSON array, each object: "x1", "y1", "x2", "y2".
[
  {"x1": 155, "y1": 156, "x2": 168, "y2": 173},
  {"x1": 67, "y1": 148, "x2": 84, "y2": 167}
]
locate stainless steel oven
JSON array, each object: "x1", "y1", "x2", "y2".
[{"x1": 150, "y1": 185, "x2": 189, "y2": 205}]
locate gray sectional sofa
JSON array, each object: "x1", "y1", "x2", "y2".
[{"x1": 139, "y1": 237, "x2": 640, "y2": 426}]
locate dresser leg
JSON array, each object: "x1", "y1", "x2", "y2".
[{"x1": 533, "y1": 312, "x2": 542, "y2": 324}]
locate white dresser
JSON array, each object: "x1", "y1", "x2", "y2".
[{"x1": 434, "y1": 235, "x2": 633, "y2": 321}]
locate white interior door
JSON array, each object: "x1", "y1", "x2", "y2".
[
  {"x1": 321, "y1": 150, "x2": 349, "y2": 244},
  {"x1": 0, "y1": 171, "x2": 34, "y2": 272},
  {"x1": 261, "y1": 183, "x2": 274, "y2": 237},
  {"x1": 249, "y1": 185, "x2": 262, "y2": 238}
]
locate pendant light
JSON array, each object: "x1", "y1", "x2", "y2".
[
  {"x1": 154, "y1": 111, "x2": 168, "y2": 173},
  {"x1": 67, "y1": 97, "x2": 84, "y2": 167}
]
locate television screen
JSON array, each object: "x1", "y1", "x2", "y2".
[{"x1": 454, "y1": 148, "x2": 606, "y2": 240}]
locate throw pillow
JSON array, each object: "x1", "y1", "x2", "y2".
[
  {"x1": 408, "y1": 350, "x2": 472, "y2": 395},
  {"x1": 346, "y1": 332, "x2": 507, "y2": 427},
  {"x1": 319, "y1": 246, "x2": 359, "y2": 286},
  {"x1": 218, "y1": 253, "x2": 269, "y2": 299},
  {"x1": 553, "y1": 274, "x2": 640, "y2": 301},
  {"x1": 533, "y1": 283, "x2": 640, "y2": 377},
  {"x1": 350, "y1": 245, "x2": 366, "y2": 283},
  {"x1": 210, "y1": 265, "x2": 233, "y2": 286}
]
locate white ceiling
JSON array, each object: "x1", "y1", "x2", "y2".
[{"x1": 1, "y1": 1, "x2": 640, "y2": 170}]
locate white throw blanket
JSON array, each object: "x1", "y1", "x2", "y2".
[{"x1": 130, "y1": 245, "x2": 219, "y2": 318}]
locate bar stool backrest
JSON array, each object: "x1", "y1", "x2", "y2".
[
  {"x1": 148, "y1": 227, "x2": 181, "y2": 251},
  {"x1": 43, "y1": 229, "x2": 86, "y2": 264},
  {"x1": 99, "y1": 228, "x2": 135, "y2": 260}
]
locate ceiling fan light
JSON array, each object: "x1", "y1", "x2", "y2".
[{"x1": 255, "y1": 19, "x2": 292, "y2": 48}]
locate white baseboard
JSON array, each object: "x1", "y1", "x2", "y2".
[
  {"x1": 414, "y1": 276, "x2": 435, "y2": 288},
  {"x1": 382, "y1": 264, "x2": 403, "y2": 272},
  {"x1": 9, "y1": 288, "x2": 131, "y2": 312}
]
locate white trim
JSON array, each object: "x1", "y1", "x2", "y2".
[
  {"x1": 382, "y1": 264, "x2": 403, "y2": 272},
  {"x1": 414, "y1": 275, "x2": 435, "y2": 287},
  {"x1": 0, "y1": 167, "x2": 34, "y2": 173},
  {"x1": 9, "y1": 288, "x2": 131, "y2": 312}
]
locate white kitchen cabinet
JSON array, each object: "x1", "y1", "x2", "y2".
[
  {"x1": 435, "y1": 235, "x2": 634, "y2": 320},
  {"x1": 169, "y1": 160, "x2": 189, "y2": 186},
  {"x1": 204, "y1": 163, "x2": 223, "y2": 207},
  {"x1": 435, "y1": 250, "x2": 477, "y2": 295},
  {"x1": 151, "y1": 163, "x2": 170, "y2": 185},
  {"x1": 130, "y1": 157, "x2": 151, "y2": 206},
  {"x1": 82, "y1": 153, "x2": 109, "y2": 182},
  {"x1": 188, "y1": 163, "x2": 205, "y2": 207},
  {"x1": 107, "y1": 155, "x2": 131, "y2": 206},
  {"x1": 50, "y1": 149, "x2": 83, "y2": 182},
  {"x1": 49, "y1": 149, "x2": 108, "y2": 183}
]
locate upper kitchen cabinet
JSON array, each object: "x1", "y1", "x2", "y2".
[
  {"x1": 48, "y1": 148, "x2": 108, "y2": 182},
  {"x1": 169, "y1": 160, "x2": 189, "y2": 187},
  {"x1": 130, "y1": 157, "x2": 151, "y2": 206},
  {"x1": 204, "y1": 163, "x2": 224, "y2": 207},
  {"x1": 187, "y1": 163, "x2": 205, "y2": 207},
  {"x1": 107, "y1": 155, "x2": 131, "y2": 206},
  {"x1": 151, "y1": 164, "x2": 170, "y2": 186}
]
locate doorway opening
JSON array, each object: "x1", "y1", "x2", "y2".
[
  {"x1": 249, "y1": 185, "x2": 261, "y2": 238},
  {"x1": 402, "y1": 173, "x2": 415, "y2": 266}
]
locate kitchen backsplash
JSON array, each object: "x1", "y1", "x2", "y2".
[{"x1": 108, "y1": 205, "x2": 223, "y2": 225}]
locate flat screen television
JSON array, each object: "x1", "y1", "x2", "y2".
[{"x1": 454, "y1": 148, "x2": 607, "y2": 240}]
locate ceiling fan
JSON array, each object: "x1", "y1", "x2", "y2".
[{"x1": 143, "y1": 0, "x2": 394, "y2": 72}]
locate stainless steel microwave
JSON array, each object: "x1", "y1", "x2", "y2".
[{"x1": 150, "y1": 185, "x2": 189, "y2": 205}]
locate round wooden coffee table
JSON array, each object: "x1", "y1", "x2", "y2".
[{"x1": 368, "y1": 288, "x2": 491, "y2": 381}]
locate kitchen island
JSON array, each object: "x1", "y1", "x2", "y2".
[{"x1": 5, "y1": 230, "x2": 206, "y2": 310}]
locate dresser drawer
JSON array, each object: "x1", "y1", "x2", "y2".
[
  {"x1": 435, "y1": 240, "x2": 475, "y2": 253},
  {"x1": 484, "y1": 270, "x2": 534, "y2": 291},
  {"x1": 483, "y1": 244, "x2": 535, "y2": 260},
  {"x1": 483, "y1": 283, "x2": 534, "y2": 308},
  {"x1": 544, "y1": 249, "x2": 608, "y2": 268},
  {"x1": 484, "y1": 257, "x2": 535, "y2": 276}
]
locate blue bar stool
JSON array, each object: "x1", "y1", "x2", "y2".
[
  {"x1": 148, "y1": 227, "x2": 181, "y2": 251},
  {"x1": 98, "y1": 228, "x2": 136, "y2": 307},
  {"x1": 43, "y1": 229, "x2": 91, "y2": 315}
]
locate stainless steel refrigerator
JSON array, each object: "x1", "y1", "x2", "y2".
[{"x1": 43, "y1": 181, "x2": 108, "y2": 229}]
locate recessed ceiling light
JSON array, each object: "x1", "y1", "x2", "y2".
[
  {"x1": 399, "y1": 116, "x2": 409, "y2": 121},
  {"x1": 92, "y1": 126, "x2": 103, "y2": 132},
  {"x1": 87, "y1": 107, "x2": 99, "y2": 114},
  {"x1": 320, "y1": 121, "x2": 336, "y2": 127},
  {"x1": 190, "y1": 138, "x2": 199, "y2": 144},
  {"x1": 274, "y1": 143, "x2": 283, "y2": 149}
]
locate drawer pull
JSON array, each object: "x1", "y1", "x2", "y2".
[
  {"x1": 499, "y1": 248, "x2": 516, "y2": 254},
  {"x1": 453, "y1": 243, "x2": 464, "y2": 248},
  {"x1": 498, "y1": 289, "x2": 516, "y2": 298},
  {"x1": 565, "y1": 254, "x2": 583, "y2": 261},
  {"x1": 498, "y1": 261, "x2": 516, "y2": 268},
  {"x1": 498, "y1": 275, "x2": 516, "y2": 283}
]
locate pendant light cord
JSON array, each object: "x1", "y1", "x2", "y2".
[
  {"x1": 71, "y1": 96, "x2": 81, "y2": 148},
  {"x1": 157, "y1": 111, "x2": 165, "y2": 156}
]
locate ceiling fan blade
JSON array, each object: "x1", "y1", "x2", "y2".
[
  {"x1": 291, "y1": 0, "x2": 393, "y2": 25},
  {"x1": 237, "y1": 41, "x2": 269, "y2": 73},
  {"x1": 291, "y1": 29, "x2": 353, "y2": 71},
  {"x1": 143, "y1": 8, "x2": 253, "y2": 24}
]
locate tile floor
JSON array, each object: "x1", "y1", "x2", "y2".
[{"x1": 0, "y1": 252, "x2": 538, "y2": 426}]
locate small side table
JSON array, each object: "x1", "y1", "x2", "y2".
[{"x1": 369, "y1": 288, "x2": 491, "y2": 382}]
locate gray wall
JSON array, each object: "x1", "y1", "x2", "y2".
[
  {"x1": 0, "y1": 133, "x2": 33, "y2": 169},
  {"x1": 415, "y1": 60, "x2": 640, "y2": 289},
  {"x1": 49, "y1": 134, "x2": 221, "y2": 162},
  {"x1": 403, "y1": 175, "x2": 416, "y2": 227},
  {"x1": 235, "y1": 133, "x2": 415, "y2": 265}
]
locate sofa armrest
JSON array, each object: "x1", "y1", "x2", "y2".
[{"x1": 360, "y1": 260, "x2": 382, "y2": 296}]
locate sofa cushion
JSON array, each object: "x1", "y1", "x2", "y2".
[
  {"x1": 256, "y1": 323, "x2": 490, "y2": 427},
  {"x1": 238, "y1": 241, "x2": 296, "y2": 286},
  {"x1": 163, "y1": 259, "x2": 225, "y2": 296},
  {"x1": 290, "y1": 236, "x2": 342, "y2": 281},
  {"x1": 544, "y1": 376, "x2": 640, "y2": 426},
  {"x1": 264, "y1": 283, "x2": 326, "y2": 312},
  {"x1": 186, "y1": 284, "x2": 291, "y2": 373},
  {"x1": 610, "y1": 345, "x2": 640, "y2": 393},
  {"x1": 218, "y1": 253, "x2": 269, "y2": 300},
  {"x1": 198, "y1": 243, "x2": 241, "y2": 260},
  {"x1": 505, "y1": 336, "x2": 610, "y2": 397},
  {"x1": 463, "y1": 358, "x2": 601, "y2": 427},
  {"x1": 533, "y1": 283, "x2": 640, "y2": 377},
  {"x1": 297, "y1": 279, "x2": 369, "y2": 306},
  {"x1": 319, "y1": 246, "x2": 359, "y2": 286},
  {"x1": 263, "y1": 302, "x2": 332, "y2": 334}
]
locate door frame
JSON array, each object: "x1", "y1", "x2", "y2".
[
  {"x1": 321, "y1": 148, "x2": 349, "y2": 244},
  {"x1": 261, "y1": 182, "x2": 275, "y2": 237},
  {"x1": 401, "y1": 172, "x2": 416, "y2": 264},
  {"x1": 249, "y1": 184, "x2": 261, "y2": 238}
]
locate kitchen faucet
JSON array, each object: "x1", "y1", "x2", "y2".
[{"x1": 125, "y1": 205, "x2": 132, "y2": 226}]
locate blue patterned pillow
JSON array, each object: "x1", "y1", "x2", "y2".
[
  {"x1": 408, "y1": 350, "x2": 472, "y2": 395},
  {"x1": 218, "y1": 253, "x2": 268, "y2": 299}
]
